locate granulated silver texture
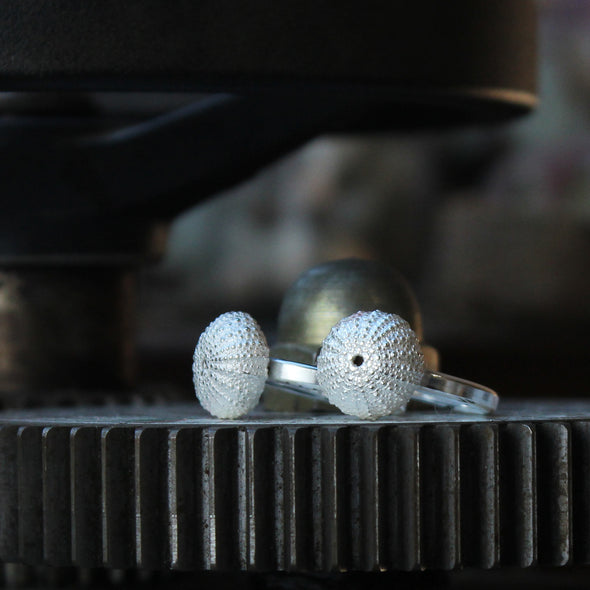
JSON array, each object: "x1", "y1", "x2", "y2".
[
  {"x1": 193, "y1": 311, "x2": 269, "y2": 418},
  {"x1": 316, "y1": 310, "x2": 425, "y2": 419}
]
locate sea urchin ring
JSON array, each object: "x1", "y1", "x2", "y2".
[{"x1": 268, "y1": 310, "x2": 499, "y2": 419}]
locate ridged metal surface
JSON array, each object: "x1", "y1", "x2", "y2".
[{"x1": 1, "y1": 401, "x2": 590, "y2": 572}]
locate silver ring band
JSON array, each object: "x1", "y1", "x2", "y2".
[{"x1": 267, "y1": 358, "x2": 499, "y2": 414}]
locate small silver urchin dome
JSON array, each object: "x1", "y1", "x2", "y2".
[
  {"x1": 316, "y1": 310, "x2": 425, "y2": 419},
  {"x1": 193, "y1": 311, "x2": 269, "y2": 419}
]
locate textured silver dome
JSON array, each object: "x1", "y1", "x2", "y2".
[
  {"x1": 316, "y1": 310, "x2": 425, "y2": 419},
  {"x1": 193, "y1": 311, "x2": 269, "y2": 418}
]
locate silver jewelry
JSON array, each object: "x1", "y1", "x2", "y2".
[
  {"x1": 269, "y1": 311, "x2": 498, "y2": 418},
  {"x1": 315, "y1": 311, "x2": 423, "y2": 419},
  {"x1": 192, "y1": 311, "x2": 269, "y2": 419},
  {"x1": 193, "y1": 310, "x2": 499, "y2": 419}
]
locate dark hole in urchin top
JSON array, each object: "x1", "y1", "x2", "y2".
[{"x1": 352, "y1": 355, "x2": 364, "y2": 367}]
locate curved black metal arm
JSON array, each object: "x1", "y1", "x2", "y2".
[
  {"x1": 0, "y1": 94, "x2": 356, "y2": 257},
  {"x1": 70, "y1": 94, "x2": 351, "y2": 218}
]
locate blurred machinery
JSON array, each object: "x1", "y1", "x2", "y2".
[{"x1": 4, "y1": 1, "x2": 590, "y2": 588}]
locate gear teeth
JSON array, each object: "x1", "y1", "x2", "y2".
[
  {"x1": 70, "y1": 428, "x2": 102, "y2": 566},
  {"x1": 460, "y1": 424, "x2": 499, "y2": 569},
  {"x1": 135, "y1": 428, "x2": 170, "y2": 569},
  {"x1": 0, "y1": 418, "x2": 588, "y2": 571},
  {"x1": 536, "y1": 422, "x2": 571, "y2": 566},
  {"x1": 102, "y1": 427, "x2": 135, "y2": 568},
  {"x1": 0, "y1": 427, "x2": 19, "y2": 562},
  {"x1": 17, "y1": 427, "x2": 44, "y2": 565},
  {"x1": 421, "y1": 425, "x2": 460, "y2": 569},
  {"x1": 42, "y1": 426, "x2": 72, "y2": 566},
  {"x1": 499, "y1": 423, "x2": 537, "y2": 567},
  {"x1": 381, "y1": 425, "x2": 421, "y2": 570},
  {"x1": 168, "y1": 428, "x2": 203, "y2": 570}
]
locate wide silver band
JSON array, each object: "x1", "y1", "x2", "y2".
[{"x1": 267, "y1": 358, "x2": 499, "y2": 415}]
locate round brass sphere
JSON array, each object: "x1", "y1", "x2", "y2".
[{"x1": 276, "y1": 258, "x2": 424, "y2": 352}]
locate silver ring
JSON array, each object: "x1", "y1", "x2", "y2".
[{"x1": 268, "y1": 358, "x2": 499, "y2": 415}]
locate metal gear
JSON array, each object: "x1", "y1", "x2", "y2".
[{"x1": 1, "y1": 400, "x2": 589, "y2": 572}]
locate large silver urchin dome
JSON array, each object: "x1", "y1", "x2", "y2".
[
  {"x1": 316, "y1": 310, "x2": 425, "y2": 419},
  {"x1": 193, "y1": 311, "x2": 269, "y2": 419}
]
